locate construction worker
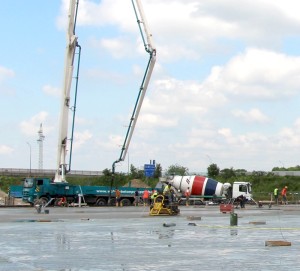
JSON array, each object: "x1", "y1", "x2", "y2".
[
  {"x1": 134, "y1": 188, "x2": 139, "y2": 206},
  {"x1": 273, "y1": 187, "x2": 279, "y2": 205},
  {"x1": 115, "y1": 187, "x2": 121, "y2": 207},
  {"x1": 281, "y1": 186, "x2": 288, "y2": 205},
  {"x1": 163, "y1": 183, "x2": 172, "y2": 203},
  {"x1": 150, "y1": 189, "x2": 158, "y2": 204},
  {"x1": 185, "y1": 187, "x2": 191, "y2": 206},
  {"x1": 142, "y1": 189, "x2": 149, "y2": 206},
  {"x1": 236, "y1": 194, "x2": 245, "y2": 208}
]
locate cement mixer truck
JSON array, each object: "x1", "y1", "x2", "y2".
[{"x1": 164, "y1": 175, "x2": 252, "y2": 203}]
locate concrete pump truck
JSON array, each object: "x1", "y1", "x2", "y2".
[{"x1": 21, "y1": 0, "x2": 156, "y2": 207}]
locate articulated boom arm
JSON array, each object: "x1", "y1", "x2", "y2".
[
  {"x1": 112, "y1": 0, "x2": 156, "y2": 173},
  {"x1": 54, "y1": 0, "x2": 80, "y2": 183}
]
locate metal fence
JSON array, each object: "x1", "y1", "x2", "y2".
[
  {"x1": 0, "y1": 168, "x2": 103, "y2": 177},
  {"x1": 0, "y1": 197, "x2": 15, "y2": 206}
]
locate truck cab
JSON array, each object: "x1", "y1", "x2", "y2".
[
  {"x1": 22, "y1": 177, "x2": 76, "y2": 206},
  {"x1": 22, "y1": 177, "x2": 43, "y2": 205},
  {"x1": 232, "y1": 181, "x2": 252, "y2": 200}
]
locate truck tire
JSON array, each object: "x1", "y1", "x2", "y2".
[
  {"x1": 108, "y1": 198, "x2": 116, "y2": 206},
  {"x1": 120, "y1": 198, "x2": 131, "y2": 206},
  {"x1": 34, "y1": 197, "x2": 49, "y2": 206},
  {"x1": 95, "y1": 198, "x2": 107, "y2": 206}
]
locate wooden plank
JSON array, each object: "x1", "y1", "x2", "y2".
[
  {"x1": 249, "y1": 221, "x2": 266, "y2": 225},
  {"x1": 265, "y1": 240, "x2": 291, "y2": 246}
]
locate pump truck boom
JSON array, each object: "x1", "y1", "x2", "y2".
[
  {"x1": 112, "y1": 0, "x2": 156, "y2": 174},
  {"x1": 109, "y1": 0, "x2": 156, "y2": 203},
  {"x1": 55, "y1": 0, "x2": 81, "y2": 183}
]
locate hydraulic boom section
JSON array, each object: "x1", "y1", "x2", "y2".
[
  {"x1": 112, "y1": 0, "x2": 156, "y2": 174},
  {"x1": 54, "y1": 0, "x2": 81, "y2": 183}
]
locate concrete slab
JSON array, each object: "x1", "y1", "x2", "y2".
[{"x1": 0, "y1": 205, "x2": 300, "y2": 270}]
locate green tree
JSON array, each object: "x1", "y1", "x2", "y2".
[
  {"x1": 154, "y1": 163, "x2": 162, "y2": 178},
  {"x1": 129, "y1": 164, "x2": 144, "y2": 179},
  {"x1": 234, "y1": 169, "x2": 247, "y2": 176},
  {"x1": 288, "y1": 165, "x2": 300, "y2": 171},
  {"x1": 102, "y1": 168, "x2": 111, "y2": 176},
  {"x1": 130, "y1": 164, "x2": 139, "y2": 179},
  {"x1": 220, "y1": 167, "x2": 236, "y2": 179},
  {"x1": 207, "y1": 163, "x2": 219, "y2": 178},
  {"x1": 166, "y1": 164, "x2": 189, "y2": 176},
  {"x1": 272, "y1": 166, "x2": 286, "y2": 171}
]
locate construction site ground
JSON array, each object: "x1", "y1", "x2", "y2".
[{"x1": 0, "y1": 204, "x2": 300, "y2": 270}]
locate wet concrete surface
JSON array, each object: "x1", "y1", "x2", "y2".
[{"x1": 0, "y1": 205, "x2": 300, "y2": 270}]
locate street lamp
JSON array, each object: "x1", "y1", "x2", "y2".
[
  {"x1": 128, "y1": 152, "x2": 130, "y2": 175},
  {"x1": 26, "y1": 142, "x2": 32, "y2": 176}
]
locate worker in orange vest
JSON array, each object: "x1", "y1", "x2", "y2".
[
  {"x1": 115, "y1": 187, "x2": 121, "y2": 207},
  {"x1": 142, "y1": 189, "x2": 149, "y2": 206},
  {"x1": 281, "y1": 186, "x2": 288, "y2": 205}
]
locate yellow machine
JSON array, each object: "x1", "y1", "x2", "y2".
[{"x1": 149, "y1": 195, "x2": 180, "y2": 216}]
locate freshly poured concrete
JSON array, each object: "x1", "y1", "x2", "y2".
[{"x1": 0, "y1": 205, "x2": 299, "y2": 271}]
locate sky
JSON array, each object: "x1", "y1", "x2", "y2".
[{"x1": 1, "y1": 0, "x2": 300, "y2": 175}]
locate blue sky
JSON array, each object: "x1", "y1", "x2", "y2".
[{"x1": 1, "y1": 0, "x2": 300, "y2": 174}]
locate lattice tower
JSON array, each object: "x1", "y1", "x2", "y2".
[{"x1": 37, "y1": 123, "x2": 45, "y2": 170}]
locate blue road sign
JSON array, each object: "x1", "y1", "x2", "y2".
[{"x1": 144, "y1": 164, "x2": 155, "y2": 177}]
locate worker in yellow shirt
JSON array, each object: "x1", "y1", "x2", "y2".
[{"x1": 163, "y1": 183, "x2": 172, "y2": 203}]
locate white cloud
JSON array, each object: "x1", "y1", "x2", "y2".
[
  {"x1": 56, "y1": 0, "x2": 134, "y2": 31},
  {"x1": 56, "y1": 0, "x2": 300, "y2": 62},
  {"x1": 98, "y1": 37, "x2": 134, "y2": 59},
  {"x1": 73, "y1": 130, "x2": 93, "y2": 150},
  {"x1": 0, "y1": 145, "x2": 13, "y2": 155},
  {"x1": 232, "y1": 108, "x2": 270, "y2": 123},
  {"x1": 218, "y1": 128, "x2": 232, "y2": 138},
  {"x1": 203, "y1": 48, "x2": 300, "y2": 100},
  {"x1": 0, "y1": 66, "x2": 14, "y2": 82},
  {"x1": 96, "y1": 134, "x2": 123, "y2": 150},
  {"x1": 20, "y1": 112, "x2": 49, "y2": 136},
  {"x1": 277, "y1": 118, "x2": 300, "y2": 148},
  {"x1": 141, "y1": 113, "x2": 177, "y2": 128},
  {"x1": 138, "y1": 77, "x2": 226, "y2": 130},
  {"x1": 42, "y1": 85, "x2": 60, "y2": 97}
]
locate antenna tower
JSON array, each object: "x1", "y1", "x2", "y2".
[{"x1": 37, "y1": 123, "x2": 45, "y2": 170}]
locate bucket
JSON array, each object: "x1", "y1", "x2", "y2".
[{"x1": 230, "y1": 212, "x2": 238, "y2": 226}]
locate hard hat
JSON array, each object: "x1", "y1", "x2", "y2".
[{"x1": 285, "y1": 186, "x2": 288, "y2": 188}]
